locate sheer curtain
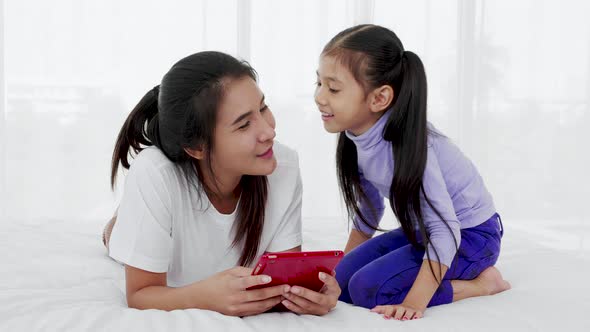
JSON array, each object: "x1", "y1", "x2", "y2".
[{"x1": 2, "y1": 1, "x2": 589, "y2": 236}]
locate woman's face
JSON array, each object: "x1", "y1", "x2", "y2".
[{"x1": 210, "y1": 76, "x2": 277, "y2": 178}]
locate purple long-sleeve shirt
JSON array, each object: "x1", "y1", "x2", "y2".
[{"x1": 345, "y1": 110, "x2": 496, "y2": 267}]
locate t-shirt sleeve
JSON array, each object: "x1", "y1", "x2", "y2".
[
  {"x1": 266, "y1": 161, "x2": 303, "y2": 252},
  {"x1": 421, "y1": 147, "x2": 461, "y2": 268},
  {"x1": 351, "y1": 173, "x2": 385, "y2": 237},
  {"x1": 108, "y1": 154, "x2": 173, "y2": 273}
]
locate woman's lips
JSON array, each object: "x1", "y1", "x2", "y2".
[{"x1": 257, "y1": 147, "x2": 274, "y2": 159}]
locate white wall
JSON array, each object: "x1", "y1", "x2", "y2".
[
  {"x1": 2, "y1": 0, "x2": 589, "y2": 230},
  {"x1": 0, "y1": 0, "x2": 5, "y2": 220}
]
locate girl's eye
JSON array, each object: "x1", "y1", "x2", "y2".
[
  {"x1": 238, "y1": 121, "x2": 250, "y2": 130},
  {"x1": 316, "y1": 81, "x2": 338, "y2": 93}
]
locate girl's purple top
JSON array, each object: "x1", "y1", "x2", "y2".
[{"x1": 345, "y1": 110, "x2": 496, "y2": 267}]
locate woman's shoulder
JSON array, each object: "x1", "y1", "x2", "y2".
[
  {"x1": 127, "y1": 146, "x2": 179, "y2": 182},
  {"x1": 132, "y1": 146, "x2": 174, "y2": 168}
]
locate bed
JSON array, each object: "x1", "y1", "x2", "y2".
[{"x1": 1, "y1": 217, "x2": 589, "y2": 331}]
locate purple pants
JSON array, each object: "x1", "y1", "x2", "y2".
[{"x1": 335, "y1": 213, "x2": 503, "y2": 308}]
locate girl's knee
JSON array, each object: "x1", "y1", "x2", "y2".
[
  {"x1": 334, "y1": 252, "x2": 365, "y2": 287},
  {"x1": 348, "y1": 270, "x2": 380, "y2": 309},
  {"x1": 348, "y1": 268, "x2": 411, "y2": 308}
]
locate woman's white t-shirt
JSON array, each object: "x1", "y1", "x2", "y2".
[{"x1": 108, "y1": 142, "x2": 302, "y2": 287}]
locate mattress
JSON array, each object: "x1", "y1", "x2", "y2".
[{"x1": 1, "y1": 217, "x2": 588, "y2": 331}]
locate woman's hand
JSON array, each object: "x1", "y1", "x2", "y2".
[
  {"x1": 371, "y1": 303, "x2": 424, "y2": 320},
  {"x1": 281, "y1": 271, "x2": 341, "y2": 315},
  {"x1": 195, "y1": 266, "x2": 290, "y2": 317}
]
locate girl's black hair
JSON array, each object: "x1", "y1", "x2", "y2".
[
  {"x1": 111, "y1": 51, "x2": 267, "y2": 266},
  {"x1": 325, "y1": 25, "x2": 457, "y2": 282}
]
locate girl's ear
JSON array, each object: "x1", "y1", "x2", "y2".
[
  {"x1": 184, "y1": 145, "x2": 206, "y2": 160},
  {"x1": 368, "y1": 85, "x2": 394, "y2": 113}
]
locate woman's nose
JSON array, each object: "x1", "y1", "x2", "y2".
[{"x1": 259, "y1": 117, "x2": 276, "y2": 142}]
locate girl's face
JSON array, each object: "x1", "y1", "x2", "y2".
[
  {"x1": 210, "y1": 76, "x2": 277, "y2": 178},
  {"x1": 314, "y1": 55, "x2": 376, "y2": 136}
]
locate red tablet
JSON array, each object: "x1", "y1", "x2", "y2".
[{"x1": 249, "y1": 250, "x2": 344, "y2": 292}]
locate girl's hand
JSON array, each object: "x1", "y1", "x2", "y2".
[
  {"x1": 371, "y1": 303, "x2": 424, "y2": 320},
  {"x1": 195, "y1": 266, "x2": 290, "y2": 317},
  {"x1": 281, "y1": 271, "x2": 341, "y2": 315}
]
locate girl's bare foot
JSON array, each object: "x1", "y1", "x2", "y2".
[
  {"x1": 451, "y1": 266, "x2": 511, "y2": 302},
  {"x1": 474, "y1": 266, "x2": 512, "y2": 296}
]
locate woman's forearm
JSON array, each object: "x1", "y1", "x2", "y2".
[{"x1": 127, "y1": 282, "x2": 206, "y2": 311}]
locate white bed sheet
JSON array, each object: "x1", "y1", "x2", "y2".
[{"x1": 1, "y1": 217, "x2": 589, "y2": 331}]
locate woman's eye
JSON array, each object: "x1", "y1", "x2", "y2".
[
  {"x1": 260, "y1": 105, "x2": 269, "y2": 112},
  {"x1": 329, "y1": 88, "x2": 339, "y2": 93},
  {"x1": 238, "y1": 121, "x2": 250, "y2": 130}
]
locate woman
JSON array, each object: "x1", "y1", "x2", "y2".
[{"x1": 103, "y1": 51, "x2": 340, "y2": 316}]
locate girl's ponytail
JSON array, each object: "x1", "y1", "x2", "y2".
[
  {"x1": 385, "y1": 51, "x2": 458, "y2": 280},
  {"x1": 110, "y1": 85, "x2": 160, "y2": 189},
  {"x1": 383, "y1": 50, "x2": 429, "y2": 248}
]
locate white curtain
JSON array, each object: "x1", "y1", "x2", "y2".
[{"x1": 2, "y1": 0, "x2": 589, "y2": 233}]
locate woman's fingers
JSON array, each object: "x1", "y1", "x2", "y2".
[
  {"x1": 287, "y1": 273, "x2": 339, "y2": 305},
  {"x1": 282, "y1": 295, "x2": 329, "y2": 316},
  {"x1": 241, "y1": 284, "x2": 290, "y2": 302},
  {"x1": 288, "y1": 286, "x2": 326, "y2": 305},
  {"x1": 234, "y1": 295, "x2": 284, "y2": 316},
  {"x1": 319, "y1": 272, "x2": 341, "y2": 298},
  {"x1": 232, "y1": 274, "x2": 273, "y2": 290},
  {"x1": 228, "y1": 266, "x2": 254, "y2": 277},
  {"x1": 281, "y1": 299, "x2": 305, "y2": 314}
]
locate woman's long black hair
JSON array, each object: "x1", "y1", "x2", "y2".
[
  {"x1": 324, "y1": 25, "x2": 457, "y2": 281},
  {"x1": 110, "y1": 51, "x2": 267, "y2": 266}
]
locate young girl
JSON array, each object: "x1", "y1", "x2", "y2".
[
  {"x1": 314, "y1": 25, "x2": 511, "y2": 320},
  {"x1": 104, "y1": 51, "x2": 340, "y2": 316}
]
